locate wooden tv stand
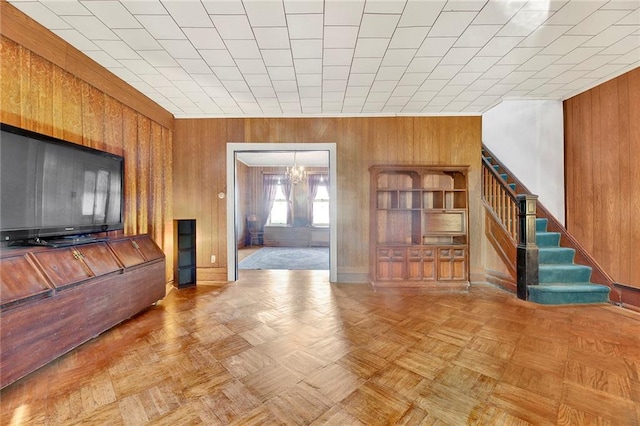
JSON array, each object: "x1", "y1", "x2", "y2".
[{"x1": 0, "y1": 234, "x2": 166, "y2": 389}]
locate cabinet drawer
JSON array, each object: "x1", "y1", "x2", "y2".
[
  {"x1": 1, "y1": 254, "x2": 53, "y2": 308},
  {"x1": 75, "y1": 243, "x2": 122, "y2": 276},
  {"x1": 31, "y1": 248, "x2": 92, "y2": 289},
  {"x1": 108, "y1": 239, "x2": 146, "y2": 268}
]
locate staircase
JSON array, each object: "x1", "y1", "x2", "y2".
[
  {"x1": 482, "y1": 148, "x2": 611, "y2": 305},
  {"x1": 530, "y1": 217, "x2": 610, "y2": 304}
]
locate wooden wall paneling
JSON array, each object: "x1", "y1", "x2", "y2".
[
  {"x1": 59, "y1": 70, "x2": 83, "y2": 145},
  {"x1": 149, "y1": 122, "x2": 164, "y2": 252},
  {"x1": 122, "y1": 108, "x2": 138, "y2": 235},
  {"x1": 51, "y1": 66, "x2": 66, "y2": 140},
  {"x1": 81, "y1": 84, "x2": 106, "y2": 151},
  {"x1": 617, "y1": 75, "x2": 631, "y2": 284},
  {"x1": 136, "y1": 115, "x2": 151, "y2": 235},
  {"x1": 629, "y1": 70, "x2": 640, "y2": 285},
  {"x1": 162, "y1": 127, "x2": 174, "y2": 283},
  {"x1": 0, "y1": 37, "x2": 21, "y2": 126},
  {"x1": 214, "y1": 120, "x2": 228, "y2": 268},
  {"x1": 19, "y1": 44, "x2": 33, "y2": 129},
  {"x1": 30, "y1": 52, "x2": 53, "y2": 136},
  {"x1": 104, "y1": 95, "x2": 124, "y2": 157}
]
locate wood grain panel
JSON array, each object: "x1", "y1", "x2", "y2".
[
  {"x1": 0, "y1": 37, "x2": 21, "y2": 126},
  {"x1": 122, "y1": 107, "x2": 139, "y2": 236},
  {"x1": 564, "y1": 67, "x2": 640, "y2": 288},
  {"x1": 136, "y1": 115, "x2": 151, "y2": 235},
  {"x1": 30, "y1": 52, "x2": 53, "y2": 136}
]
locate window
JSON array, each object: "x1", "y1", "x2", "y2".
[
  {"x1": 268, "y1": 181, "x2": 288, "y2": 225},
  {"x1": 312, "y1": 181, "x2": 330, "y2": 226}
]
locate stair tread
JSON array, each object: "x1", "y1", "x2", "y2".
[
  {"x1": 539, "y1": 264, "x2": 591, "y2": 270},
  {"x1": 529, "y1": 283, "x2": 610, "y2": 292}
]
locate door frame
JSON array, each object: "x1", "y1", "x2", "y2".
[{"x1": 226, "y1": 142, "x2": 338, "y2": 282}]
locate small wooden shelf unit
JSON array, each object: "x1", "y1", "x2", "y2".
[{"x1": 370, "y1": 165, "x2": 470, "y2": 289}]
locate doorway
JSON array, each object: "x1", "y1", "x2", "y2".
[{"x1": 226, "y1": 143, "x2": 338, "y2": 282}]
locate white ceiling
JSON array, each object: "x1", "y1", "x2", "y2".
[
  {"x1": 9, "y1": 0, "x2": 640, "y2": 118},
  {"x1": 237, "y1": 150, "x2": 329, "y2": 166}
]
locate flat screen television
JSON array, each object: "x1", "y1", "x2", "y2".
[{"x1": 1, "y1": 123, "x2": 124, "y2": 246}]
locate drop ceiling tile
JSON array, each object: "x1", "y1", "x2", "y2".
[
  {"x1": 245, "y1": 74, "x2": 272, "y2": 86},
  {"x1": 445, "y1": 101, "x2": 471, "y2": 110},
  {"x1": 344, "y1": 97, "x2": 366, "y2": 107},
  {"x1": 267, "y1": 66, "x2": 296, "y2": 80},
  {"x1": 514, "y1": 78, "x2": 547, "y2": 90},
  {"x1": 324, "y1": 0, "x2": 365, "y2": 25},
  {"x1": 297, "y1": 74, "x2": 322, "y2": 86},
  {"x1": 429, "y1": 12, "x2": 477, "y2": 37},
  {"x1": 153, "y1": 86, "x2": 184, "y2": 98},
  {"x1": 610, "y1": 48, "x2": 640, "y2": 65},
  {"x1": 107, "y1": 67, "x2": 142, "y2": 82},
  {"x1": 83, "y1": 1, "x2": 142, "y2": 28},
  {"x1": 449, "y1": 72, "x2": 482, "y2": 84},
  {"x1": 175, "y1": 80, "x2": 204, "y2": 92},
  {"x1": 466, "y1": 78, "x2": 499, "y2": 90},
  {"x1": 482, "y1": 64, "x2": 519, "y2": 79},
  {"x1": 539, "y1": 35, "x2": 592, "y2": 55},
  {"x1": 429, "y1": 95, "x2": 455, "y2": 106},
  {"x1": 159, "y1": 40, "x2": 200, "y2": 59},
  {"x1": 462, "y1": 57, "x2": 501, "y2": 74},
  {"x1": 371, "y1": 80, "x2": 397, "y2": 92},
  {"x1": 532, "y1": 63, "x2": 574, "y2": 78},
  {"x1": 365, "y1": 0, "x2": 406, "y2": 14},
  {"x1": 324, "y1": 66, "x2": 350, "y2": 79},
  {"x1": 323, "y1": 80, "x2": 348, "y2": 91},
  {"x1": 201, "y1": 50, "x2": 235, "y2": 66},
  {"x1": 211, "y1": 66, "x2": 244, "y2": 80},
  {"x1": 119, "y1": 59, "x2": 158, "y2": 74},
  {"x1": 546, "y1": 70, "x2": 588, "y2": 84},
  {"x1": 182, "y1": 28, "x2": 225, "y2": 49},
  {"x1": 499, "y1": 70, "x2": 537, "y2": 84},
  {"x1": 83, "y1": 51, "x2": 121, "y2": 68},
  {"x1": 354, "y1": 38, "x2": 391, "y2": 57},
  {"x1": 419, "y1": 79, "x2": 448, "y2": 91},
  {"x1": 159, "y1": 67, "x2": 193, "y2": 81},
  {"x1": 294, "y1": 58, "x2": 322, "y2": 74},
  {"x1": 387, "y1": 96, "x2": 411, "y2": 106},
  {"x1": 454, "y1": 25, "x2": 502, "y2": 47},
  {"x1": 324, "y1": 49, "x2": 354, "y2": 65},
  {"x1": 392, "y1": 85, "x2": 419, "y2": 96},
  {"x1": 262, "y1": 50, "x2": 294, "y2": 66},
  {"x1": 382, "y1": 49, "x2": 417, "y2": 66},
  {"x1": 273, "y1": 80, "x2": 298, "y2": 92},
  {"x1": 93, "y1": 40, "x2": 140, "y2": 59},
  {"x1": 367, "y1": 92, "x2": 392, "y2": 102},
  {"x1": 210, "y1": 15, "x2": 254, "y2": 39},
  {"x1": 114, "y1": 29, "x2": 162, "y2": 49},
  {"x1": 454, "y1": 90, "x2": 484, "y2": 101},
  {"x1": 252, "y1": 86, "x2": 277, "y2": 97},
  {"x1": 411, "y1": 91, "x2": 437, "y2": 101},
  {"x1": 191, "y1": 73, "x2": 222, "y2": 87},
  {"x1": 496, "y1": 10, "x2": 551, "y2": 37},
  {"x1": 544, "y1": 1, "x2": 607, "y2": 25},
  {"x1": 301, "y1": 97, "x2": 321, "y2": 107},
  {"x1": 440, "y1": 47, "x2": 480, "y2": 65},
  {"x1": 600, "y1": 35, "x2": 640, "y2": 54},
  {"x1": 416, "y1": 37, "x2": 457, "y2": 56},
  {"x1": 291, "y1": 40, "x2": 323, "y2": 58},
  {"x1": 63, "y1": 15, "x2": 119, "y2": 39},
  {"x1": 201, "y1": 0, "x2": 245, "y2": 14},
  {"x1": 161, "y1": 1, "x2": 212, "y2": 27},
  {"x1": 472, "y1": 1, "x2": 523, "y2": 25},
  {"x1": 325, "y1": 27, "x2": 359, "y2": 48},
  {"x1": 299, "y1": 86, "x2": 322, "y2": 97},
  {"x1": 477, "y1": 37, "x2": 524, "y2": 56},
  {"x1": 287, "y1": 14, "x2": 323, "y2": 39},
  {"x1": 375, "y1": 66, "x2": 405, "y2": 80},
  {"x1": 140, "y1": 74, "x2": 173, "y2": 87},
  {"x1": 398, "y1": 73, "x2": 428, "y2": 86},
  {"x1": 52, "y1": 29, "x2": 98, "y2": 50},
  {"x1": 407, "y1": 57, "x2": 440, "y2": 72},
  {"x1": 254, "y1": 28, "x2": 290, "y2": 49},
  {"x1": 258, "y1": 98, "x2": 280, "y2": 107},
  {"x1": 359, "y1": 14, "x2": 401, "y2": 38},
  {"x1": 41, "y1": 0, "x2": 91, "y2": 15},
  {"x1": 519, "y1": 25, "x2": 570, "y2": 47},
  {"x1": 518, "y1": 54, "x2": 561, "y2": 70},
  {"x1": 346, "y1": 86, "x2": 370, "y2": 96},
  {"x1": 136, "y1": 15, "x2": 185, "y2": 40},
  {"x1": 439, "y1": 85, "x2": 466, "y2": 96},
  {"x1": 177, "y1": 58, "x2": 212, "y2": 74},
  {"x1": 497, "y1": 47, "x2": 542, "y2": 65},
  {"x1": 389, "y1": 27, "x2": 430, "y2": 49},
  {"x1": 243, "y1": 0, "x2": 286, "y2": 27},
  {"x1": 430, "y1": 64, "x2": 464, "y2": 79},
  {"x1": 555, "y1": 47, "x2": 603, "y2": 64},
  {"x1": 572, "y1": 54, "x2": 622, "y2": 71},
  {"x1": 582, "y1": 26, "x2": 638, "y2": 47},
  {"x1": 362, "y1": 102, "x2": 384, "y2": 112},
  {"x1": 399, "y1": 1, "x2": 446, "y2": 27},
  {"x1": 284, "y1": 0, "x2": 324, "y2": 14},
  {"x1": 617, "y1": 8, "x2": 640, "y2": 24},
  {"x1": 278, "y1": 92, "x2": 300, "y2": 102},
  {"x1": 566, "y1": 10, "x2": 631, "y2": 36},
  {"x1": 323, "y1": 92, "x2": 345, "y2": 102},
  {"x1": 348, "y1": 74, "x2": 376, "y2": 86}
]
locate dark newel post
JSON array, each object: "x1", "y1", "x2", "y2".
[{"x1": 516, "y1": 194, "x2": 539, "y2": 300}]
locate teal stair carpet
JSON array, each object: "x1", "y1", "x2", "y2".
[
  {"x1": 239, "y1": 247, "x2": 329, "y2": 270},
  {"x1": 528, "y1": 218, "x2": 610, "y2": 304}
]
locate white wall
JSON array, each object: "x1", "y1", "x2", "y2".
[{"x1": 482, "y1": 100, "x2": 565, "y2": 225}]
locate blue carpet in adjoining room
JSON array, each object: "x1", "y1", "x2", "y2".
[{"x1": 239, "y1": 247, "x2": 329, "y2": 270}]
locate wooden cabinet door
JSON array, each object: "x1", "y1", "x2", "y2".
[
  {"x1": 377, "y1": 248, "x2": 405, "y2": 281},
  {"x1": 76, "y1": 243, "x2": 122, "y2": 277},
  {"x1": 406, "y1": 248, "x2": 422, "y2": 280},
  {"x1": 31, "y1": 249, "x2": 92, "y2": 289},
  {"x1": 133, "y1": 236, "x2": 165, "y2": 261},
  {"x1": 108, "y1": 239, "x2": 146, "y2": 268},
  {"x1": 0, "y1": 254, "x2": 53, "y2": 307},
  {"x1": 437, "y1": 247, "x2": 467, "y2": 281},
  {"x1": 421, "y1": 248, "x2": 437, "y2": 281}
]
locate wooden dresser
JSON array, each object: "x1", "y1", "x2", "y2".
[{"x1": 0, "y1": 235, "x2": 166, "y2": 389}]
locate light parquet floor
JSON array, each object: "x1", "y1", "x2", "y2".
[{"x1": 2, "y1": 270, "x2": 639, "y2": 425}]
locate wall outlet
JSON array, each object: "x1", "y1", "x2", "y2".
[{"x1": 211, "y1": 255, "x2": 216, "y2": 263}]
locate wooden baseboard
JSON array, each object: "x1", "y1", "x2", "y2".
[
  {"x1": 484, "y1": 269, "x2": 517, "y2": 293},
  {"x1": 336, "y1": 269, "x2": 368, "y2": 284},
  {"x1": 614, "y1": 283, "x2": 640, "y2": 311}
]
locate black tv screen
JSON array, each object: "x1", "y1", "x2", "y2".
[{"x1": 1, "y1": 123, "x2": 124, "y2": 244}]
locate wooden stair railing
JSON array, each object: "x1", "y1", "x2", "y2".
[{"x1": 481, "y1": 144, "x2": 619, "y2": 302}]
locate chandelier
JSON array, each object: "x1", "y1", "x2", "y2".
[{"x1": 285, "y1": 152, "x2": 307, "y2": 185}]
